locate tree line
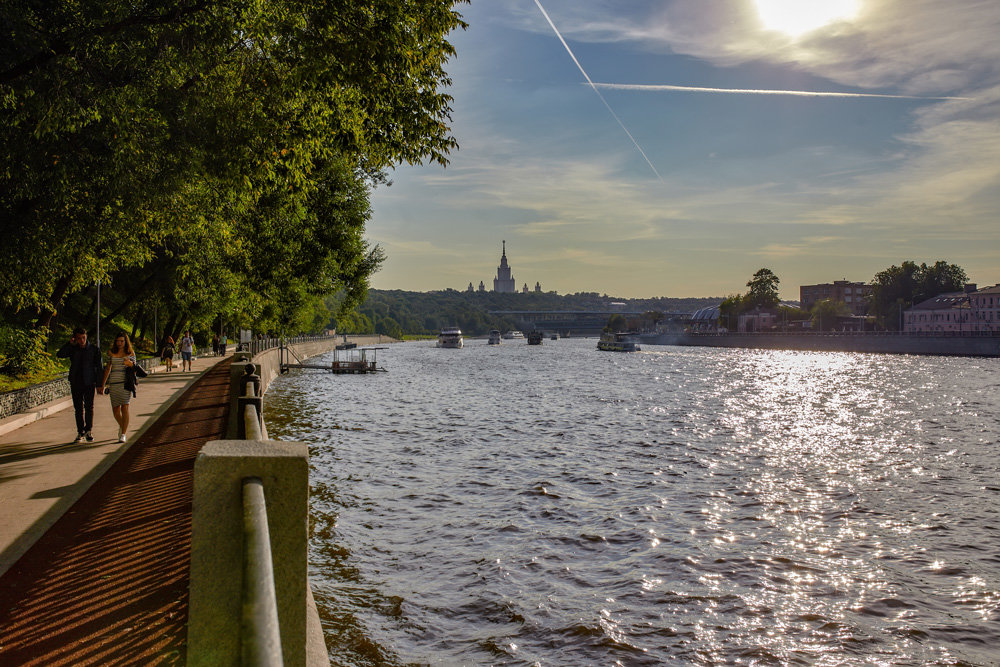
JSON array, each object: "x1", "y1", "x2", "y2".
[
  {"x1": 0, "y1": 0, "x2": 469, "y2": 378},
  {"x1": 330, "y1": 289, "x2": 722, "y2": 339}
]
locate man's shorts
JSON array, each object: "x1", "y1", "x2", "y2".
[{"x1": 181, "y1": 351, "x2": 193, "y2": 361}]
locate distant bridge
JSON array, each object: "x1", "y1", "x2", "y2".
[{"x1": 487, "y1": 310, "x2": 689, "y2": 335}]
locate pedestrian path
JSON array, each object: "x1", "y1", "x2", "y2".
[
  {"x1": 0, "y1": 354, "x2": 227, "y2": 576},
  {"x1": 0, "y1": 357, "x2": 232, "y2": 665}
]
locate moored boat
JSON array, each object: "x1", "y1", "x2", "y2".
[
  {"x1": 597, "y1": 331, "x2": 641, "y2": 352},
  {"x1": 437, "y1": 328, "x2": 464, "y2": 348},
  {"x1": 488, "y1": 330, "x2": 502, "y2": 345},
  {"x1": 502, "y1": 330, "x2": 524, "y2": 340},
  {"x1": 527, "y1": 331, "x2": 543, "y2": 345}
]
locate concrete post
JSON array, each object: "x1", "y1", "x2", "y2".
[
  {"x1": 188, "y1": 440, "x2": 310, "y2": 667},
  {"x1": 228, "y1": 362, "x2": 253, "y2": 439}
]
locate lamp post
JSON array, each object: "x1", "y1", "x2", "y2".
[{"x1": 96, "y1": 280, "x2": 101, "y2": 349}]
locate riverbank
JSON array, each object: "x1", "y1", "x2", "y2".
[{"x1": 640, "y1": 331, "x2": 1000, "y2": 357}]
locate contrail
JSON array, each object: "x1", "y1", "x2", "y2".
[
  {"x1": 591, "y1": 82, "x2": 971, "y2": 101},
  {"x1": 533, "y1": 0, "x2": 662, "y2": 180}
]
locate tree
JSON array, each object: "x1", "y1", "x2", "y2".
[
  {"x1": 868, "y1": 260, "x2": 968, "y2": 330},
  {"x1": 1, "y1": 0, "x2": 468, "y2": 371},
  {"x1": 605, "y1": 314, "x2": 627, "y2": 333},
  {"x1": 745, "y1": 268, "x2": 781, "y2": 309},
  {"x1": 810, "y1": 299, "x2": 850, "y2": 332},
  {"x1": 718, "y1": 294, "x2": 743, "y2": 331},
  {"x1": 0, "y1": 1, "x2": 466, "y2": 318}
]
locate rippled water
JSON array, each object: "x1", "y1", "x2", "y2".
[{"x1": 265, "y1": 339, "x2": 1000, "y2": 666}]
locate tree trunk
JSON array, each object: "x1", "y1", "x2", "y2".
[{"x1": 35, "y1": 274, "x2": 73, "y2": 330}]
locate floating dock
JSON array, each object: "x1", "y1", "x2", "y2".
[{"x1": 281, "y1": 346, "x2": 387, "y2": 374}]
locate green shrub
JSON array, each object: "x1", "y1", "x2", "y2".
[{"x1": 0, "y1": 326, "x2": 59, "y2": 377}]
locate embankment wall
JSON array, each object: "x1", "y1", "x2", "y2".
[{"x1": 641, "y1": 332, "x2": 1000, "y2": 357}]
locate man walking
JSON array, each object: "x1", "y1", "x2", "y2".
[
  {"x1": 179, "y1": 330, "x2": 195, "y2": 371},
  {"x1": 57, "y1": 327, "x2": 104, "y2": 442}
]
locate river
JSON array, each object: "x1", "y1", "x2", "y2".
[{"x1": 264, "y1": 338, "x2": 1000, "y2": 666}]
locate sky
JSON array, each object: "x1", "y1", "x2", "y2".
[{"x1": 369, "y1": 0, "x2": 1000, "y2": 300}]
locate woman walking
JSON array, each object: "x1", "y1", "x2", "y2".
[
  {"x1": 161, "y1": 335, "x2": 176, "y2": 372},
  {"x1": 101, "y1": 332, "x2": 137, "y2": 443}
]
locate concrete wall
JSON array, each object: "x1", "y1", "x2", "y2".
[
  {"x1": 641, "y1": 332, "x2": 1000, "y2": 357},
  {"x1": 0, "y1": 356, "x2": 163, "y2": 421},
  {"x1": 192, "y1": 336, "x2": 369, "y2": 667}
]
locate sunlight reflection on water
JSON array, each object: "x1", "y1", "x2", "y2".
[{"x1": 266, "y1": 340, "x2": 1000, "y2": 666}]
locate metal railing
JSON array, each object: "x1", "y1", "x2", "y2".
[{"x1": 240, "y1": 334, "x2": 335, "y2": 358}]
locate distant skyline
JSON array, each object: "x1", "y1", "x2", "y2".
[{"x1": 369, "y1": 0, "x2": 1000, "y2": 299}]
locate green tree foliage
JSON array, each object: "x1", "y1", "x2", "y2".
[
  {"x1": 717, "y1": 294, "x2": 743, "y2": 330},
  {"x1": 745, "y1": 268, "x2": 781, "y2": 309},
  {"x1": 810, "y1": 299, "x2": 850, "y2": 332},
  {"x1": 868, "y1": 261, "x2": 968, "y2": 330},
  {"x1": 604, "y1": 314, "x2": 627, "y2": 333},
  {"x1": 1, "y1": 0, "x2": 468, "y2": 371}
]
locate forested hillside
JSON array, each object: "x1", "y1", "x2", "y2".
[{"x1": 332, "y1": 290, "x2": 722, "y2": 338}]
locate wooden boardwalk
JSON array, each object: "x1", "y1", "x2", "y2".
[{"x1": 0, "y1": 360, "x2": 231, "y2": 666}]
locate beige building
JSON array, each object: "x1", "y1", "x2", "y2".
[{"x1": 799, "y1": 280, "x2": 872, "y2": 315}]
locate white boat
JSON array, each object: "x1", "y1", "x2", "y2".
[
  {"x1": 437, "y1": 328, "x2": 464, "y2": 348},
  {"x1": 502, "y1": 330, "x2": 524, "y2": 340},
  {"x1": 488, "y1": 330, "x2": 502, "y2": 345},
  {"x1": 597, "y1": 331, "x2": 641, "y2": 352}
]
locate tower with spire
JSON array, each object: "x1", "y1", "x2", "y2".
[{"x1": 493, "y1": 240, "x2": 517, "y2": 293}]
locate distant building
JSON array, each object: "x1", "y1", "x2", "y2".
[
  {"x1": 478, "y1": 281, "x2": 486, "y2": 292},
  {"x1": 521, "y1": 283, "x2": 529, "y2": 293},
  {"x1": 800, "y1": 280, "x2": 872, "y2": 315},
  {"x1": 467, "y1": 282, "x2": 474, "y2": 293},
  {"x1": 905, "y1": 283, "x2": 1000, "y2": 334},
  {"x1": 688, "y1": 305, "x2": 721, "y2": 332},
  {"x1": 738, "y1": 307, "x2": 779, "y2": 332},
  {"x1": 493, "y1": 240, "x2": 516, "y2": 293},
  {"x1": 534, "y1": 281, "x2": 542, "y2": 293},
  {"x1": 904, "y1": 289, "x2": 972, "y2": 333},
  {"x1": 970, "y1": 284, "x2": 1000, "y2": 333}
]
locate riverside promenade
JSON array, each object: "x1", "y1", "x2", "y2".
[{"x1": 0, "y1": 353, "x2": 231, "y2": 665}]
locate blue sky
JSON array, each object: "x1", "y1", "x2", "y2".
[{"x1": 369, "y1": 0, "x2": 1000, "y2": 299}]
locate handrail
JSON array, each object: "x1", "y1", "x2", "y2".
[
  {"x1": 245, "y1": 404, "x2": 263, "y2": 441},
  {"x1": 242, "y1": 477, "x2": 284, "y2": 666}
]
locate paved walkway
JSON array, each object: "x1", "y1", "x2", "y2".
[{"x1": 0, "y1": 355, "x2": 232, "y2": 665}]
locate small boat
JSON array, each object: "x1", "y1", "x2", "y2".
[
  {"x1": 502, "y1": 330, "x2": 524, "y2": 340},
  {"x1": 597, "y1": 331, "x2": 641, "y2": 352},
  {"x1": 550, "y1": 333, "x2": 560, "y2": 340},
  {"x1": 437, "y1": 328, "x2": 464, "y2": 348},
  {"x1": 488, "y1": 330, "x2": 502, "y2": 345},
  {"x1": 527, "y1": 331, "x2": 543, "y2": 345}
]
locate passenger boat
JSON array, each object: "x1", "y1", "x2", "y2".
[
  {"x1": 502, "y1": 330, "x2": 524, "y2": 340},
  {"x1": 527, "y1": 331, "x2": 543, "y2": 345},
  {"x1": 597, "y1": 331, "x2": 641, "y2": 352},
  {"x1": 488, "y1": 330, "x2": 502, "y2": 345},
  {"x1": 437, "y1": 328, "x2": 464, "y2": 348}
]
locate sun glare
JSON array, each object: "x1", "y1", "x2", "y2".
[{"x1": 754, "y1": 0, "x2": 860, "y2": 37}]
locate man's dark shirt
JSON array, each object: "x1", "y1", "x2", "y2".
[{"x1": 57, "y1": 342, "x2": 104, "y2": 387}]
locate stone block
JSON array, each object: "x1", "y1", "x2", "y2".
[{"x1": 188, "y1": 440, "x2": 309, "y2": 667}]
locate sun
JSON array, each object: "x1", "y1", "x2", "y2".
[{"x1": 753, "y1": 0, "x2": 860, "y2": 37}]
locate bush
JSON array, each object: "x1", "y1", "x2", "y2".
[{"x1": 0, "y1": 325, "x2": 59, "y2": 376}]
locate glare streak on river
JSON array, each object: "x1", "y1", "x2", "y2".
[{"x1": 264, "y1": 339, "x2": 1000, "y2": 666}]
